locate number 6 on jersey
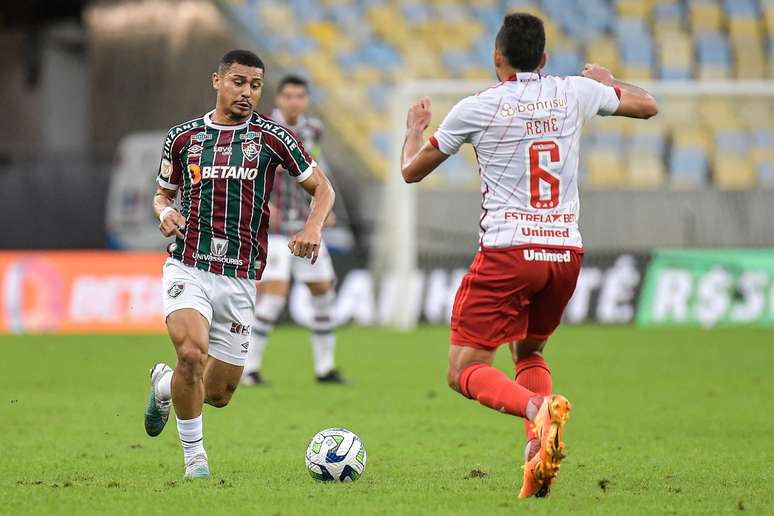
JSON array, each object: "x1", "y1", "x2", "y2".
[{"x1": 528, "y1": 140, "x2": 561, "y2": 209}]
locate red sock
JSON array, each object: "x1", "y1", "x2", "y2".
[
  {"x1": 515, "y1": 353, "x2": 552, "y2": 441},
  {"x1": 458, "y1": 363, "x2": 536, "y2": 418}
]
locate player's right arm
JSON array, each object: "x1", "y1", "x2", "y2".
[
  {"x1": 154, "y1": 186, "x2": 185, "y2": 240},
  {"x1": 582, "y1": 64, "x2": 658, "y2": 119},
  {"x1": 153, "y1": 129, "x2": 185, "y2": 239}
]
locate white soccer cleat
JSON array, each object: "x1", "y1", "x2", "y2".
[
  {"x1": 144, "y1": 363, "x2": 172, "y2": 437},
  {"x1": 184, "y1": 453, "x2": 210, "y2": 479}
]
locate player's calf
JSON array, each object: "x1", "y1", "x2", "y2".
[{"x1": 204, "y1": 381, "x2": 238, "y2": 408}]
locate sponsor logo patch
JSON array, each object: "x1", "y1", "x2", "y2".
[
  {"x1": 211, "y1": 237, "x2": 228, "y2": 258},
  {"x1": 523, "y1": 249, "x2": 572, "y2": 263},
  {"x1": 188, "y1": 144, "x2": 203, "y2": 156},
  {"x1": 192, "y1": 132, "x2": 213, "y2": 143},
  {"x1": 167, "y1": 282, "x2": 185, "y2": 298},
  {"x1": 160, "y1": 159, "x2": 173, "y2": 179},
  {"x1": 231, "y1": 322, "x2": 251, "y2": 336},
  {"x1": 188, "y1": 164, "x2": 202, "y2": 184},
  {"x1": 215, "y1": 145, "x2": 232, "y2": 156}
]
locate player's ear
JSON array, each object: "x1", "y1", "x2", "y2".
[
  {"x1": 493, "y1": 47, "x2": 503, "y2": 69},
  {"x1": 212, "y1": 72, "x2": 220, "y2": 91},
  {"x1": 538, "y1": 52, "x2": 548, "y2": 72}
]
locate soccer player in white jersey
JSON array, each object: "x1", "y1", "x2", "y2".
[
  {"x1": 242, "y1": 75, "x2": 345, "y2": 386},
  {"x1": 400, "y1": 14, "x2": 657, "y2": 499},
  {"x1": 143, "y1": 50, "x2": 335, "y2": 479}
]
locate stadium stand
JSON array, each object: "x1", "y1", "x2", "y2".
[{"x1": 221, "y1": 0, "x2": 774, "y2": 189}]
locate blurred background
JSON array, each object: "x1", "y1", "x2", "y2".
[{"x1": 1, "y1": 0, "x2": 773, "y2": 334}]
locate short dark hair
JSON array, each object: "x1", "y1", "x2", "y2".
[
  {"x1": 277, "y1": 75, "x2": 309, "y2": 93},
  {"x1": 495, "y1": 13, "x2": 545, "y2": 71},
  {"x1": 218, "y1": 49, "x2": 264, "y2": 74}
]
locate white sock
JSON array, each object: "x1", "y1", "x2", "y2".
[
  {"x1": 177, "y1": 415, "x2": 206, "y2": 462},
  {"x1": 310, "y1": 290, "x2": 336, "y2": 377},
  {"x1": 157, "y1": 369, "x2": 173, "y2": 401},
  {"x1": 244, "y1": 294, "x2": 285, "y2": 374}
]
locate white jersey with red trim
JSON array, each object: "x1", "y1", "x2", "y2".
[{"x1": 430, "y1": 72, "x2": 620, "y2": 251}]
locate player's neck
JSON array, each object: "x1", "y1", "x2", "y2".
[
  {"x1": 280, "y1": 111, "x2": 299, "y2": 126},
  {"x1": 211, "y1": 108, "x2": 250, "y2": 126}
]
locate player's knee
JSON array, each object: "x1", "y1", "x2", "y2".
[
  {"x1": 176, "y1": 342, "x2": 207, "y2": 380},
  {"x1": 446, "y1": 367, "x2": 462, "y2": 393},
  {"x1": 514, "y1": 339, "x2": 546, "y2": 360}
]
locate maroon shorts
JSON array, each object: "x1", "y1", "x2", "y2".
[{"x1": 450, "y1": 246, "x2": 583, "y2": 350}]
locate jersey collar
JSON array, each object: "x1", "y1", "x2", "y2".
[
  {"x1": 203, "y1": 109, "x2": 250, "y2": 131},
  {"x1": 507, "y1": 72, "x2": 541, "y2": 82}
]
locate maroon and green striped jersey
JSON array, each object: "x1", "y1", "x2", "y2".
[{"x1": 156, "y1": 110, "x2": 316, "y2": 280}]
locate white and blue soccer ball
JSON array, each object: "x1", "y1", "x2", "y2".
[{"x1": 305, "y1": 427, "x2": 366, "y2": 482}]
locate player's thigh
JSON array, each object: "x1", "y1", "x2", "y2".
[
  {"x1": 306, "y1": 280, "x2": 334, "y2": 296},
  {"x1": 207, "y1": 273, "x2": 256, "y2": 367},
  {"x1": 162, "y1": 258, "x2": 213, "y2": 353},
  {"x1": 450, "y1": 251, "x2": 535, "y2": 348},
  {"x1": 292, "y1": 240, "x2": 336, "y2": 285},
  {"x1": 525, "y1": 252, "x2": 583, "y2": 341},
  {"x1": 260, "y1": 234, "x2": 292, "y2": 283},
  {"x1": 167, "y1": 309, "x2": 210, "y2": 352},
  {"x1": 259, "y1": 280, "x2": 290, "y2": 298}
]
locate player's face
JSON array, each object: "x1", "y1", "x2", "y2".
[
  {"x1": 213, "y1": 63, "x2": 264, "y2": 121},
  {"x1": 276, "y1": 84, "x2": 309, "y2": 121}
]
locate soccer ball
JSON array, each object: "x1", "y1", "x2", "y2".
[{"x1": 305, "y1": 427, "x2": 366, "y2": 482}]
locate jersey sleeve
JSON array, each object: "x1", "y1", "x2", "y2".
[
  {"x1": 157, "y1": 128, "x2": 184, "y2": 191},
  {"x1": 430, "y1": 96, "x2": 478, "y2": 156},
  {"x1": 267, "y1": 127, "x2": 318, "y2": 183},
  {"x1": 569, "y1": 76, "x2": 621, "y2": 121}
]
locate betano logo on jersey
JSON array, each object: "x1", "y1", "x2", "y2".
[{"x1": 186, "y1": 164, "x2": 258, "y2": 184}]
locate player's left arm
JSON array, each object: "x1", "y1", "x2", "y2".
[
  {"x1": 401, "y1": 96, "x2": 448, "y2": 183},
  {"x1": 291, "y1": 167, "x2": 335, "y2": 264},
  {"x1": 582, "y1": 64, "x2": 658, "y2": 119}
]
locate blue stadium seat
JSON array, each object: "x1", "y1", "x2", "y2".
[
  {"x1": 715, "y1": 129, "x2": 749, "y2": 154},
  {"x1": 544, "y1": 48, "x2": 583, "y2": 76},
  {"x1": 724, "y1": 0, "x2": 758, "y2": 17},
  {"x1": 696, "y1": 33, "x2": 731, "y2": 67},
  {"x1": 442, "y1": 49, "x2": 473, "y2": 77},
  {"x1": 670, "y1": 147, "x2": 709, "y2": 187}
]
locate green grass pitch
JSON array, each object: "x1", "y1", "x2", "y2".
[{"x1": 2, "y1": 326, "x2": 773, "y2": 515}]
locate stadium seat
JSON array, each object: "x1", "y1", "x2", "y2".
[{"x1": 670, "y1": 146, "x2": 709, "y2": 189}]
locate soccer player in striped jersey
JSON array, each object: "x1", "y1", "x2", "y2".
[
  {"x1": 143, "y1": 50, "x2": 335, "y2": 479},
  {"x1": 242, "y1": 75, "x2": 345, "y2": 386},
  {"x1": 400, "y1": 14, "x2": 657, "y2": 499}
]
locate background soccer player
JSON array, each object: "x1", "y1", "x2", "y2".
[
  {"x1": 242, "y1": 75, "x2": 345, "y2": 386},
  {"x1": 143, "y1": 50, "x2": 335, "y2": 479},
  {"x1": 400, "y1": 13, "x2": 657, "y2": 499}
]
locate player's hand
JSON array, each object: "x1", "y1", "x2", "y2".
[
  {"x1": 582, "y1": 63, "x2": 615, "y2": 86},
  {"x1": 159, "y1": 209, "x2": 186, "y2": 240},
  {"x1": 288, "y1": 226, "x2": 322, "y2": 264},
  {"x1": 406, "y1": 96, "x2": 432, "y2": 132}
]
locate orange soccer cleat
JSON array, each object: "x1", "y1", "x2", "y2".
[{"x1": 518, "y1": 394, "x2": 572, "y2": 499}]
